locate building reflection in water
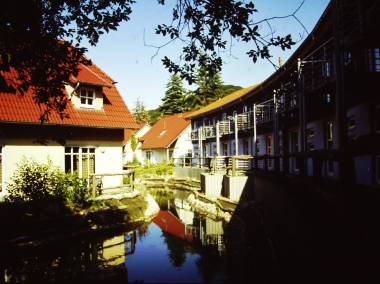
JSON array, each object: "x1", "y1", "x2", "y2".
[
  {"x1": 2, "y1": 190, "x2": 230, "y2": 282},
  {"x1": 100, "y1": 231, "x2": 136, "y2": 265}
]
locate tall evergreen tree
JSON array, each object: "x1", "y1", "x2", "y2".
[
  {"x1": 132, "y1": 97, "x2": 150, "y2": 123},
  {"x1": 189, "y1": 64, "x2": 225, "y2": 109},
  {"x1": 159, "y1": 74, "x2": 187, "y2": 115}
]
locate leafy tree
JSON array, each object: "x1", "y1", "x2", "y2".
[
  {"x1": 184, "y1": 90, "x2": 204, "y2": 111},
  {"x1": 159, "y1": 74, "x2": 187, "y2": 115},
  {"x1": 130, "y1": 132, "x2": 138, "y2": 153},
  {"x1": 183, "y1": 63, "x2": 225, "y2": 110},
  {"x1": 157, "y1": 0, "x2": 296, "y2": 83},
  {"x1": 222, "y1": 85, "x2": 243, "y2": 95},
  {"x1": 148, "y1": 108, "x2": 162, "y2": 125},
  {"x1": 132, "y1": 97, "x2": 150, "y2": 123},
  {"x1": 0, "y1": 0, "x2": 135, "y2": 123},
  {"x1": 1, "y1": 0, "x2": 298, "y2": 121}
]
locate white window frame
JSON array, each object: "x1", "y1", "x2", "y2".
[
  {"x1": 80, "y1": 89, "x2": 95, "y2": 108},
  {"x1": 65, "y1": 146, "x2": 96, "y2": 179}
]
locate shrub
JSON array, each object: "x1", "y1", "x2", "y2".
[
  {"x1": 5, "y1": 156, "x2": 67, "y2": 203},
  {"x1": 65, "y1": 172, "x2": 92, "y2": 207},
  {"x1": 5, "y1": 156, "x2": 91, "y2": 207},
  {"x1": 132, "y1": 154, "x2": 140, "y2": 166}
]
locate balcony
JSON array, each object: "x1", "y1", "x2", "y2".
[
  {"x1": 219, "y1": 121, "x2": 231, "y2": 134},
  {"x1": 203, "y1": 126, "x2": 216, "y2": 138}
]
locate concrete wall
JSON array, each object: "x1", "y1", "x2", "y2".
[
  {"x1": 173, "y1": 167, "x2": 208, "y2": 181},
  {"x1": 201, "y1": 173, "x2": 224, "y2": 198},
  {"x1": 223, "y1": 175, "x2": 254, "y2": 201}
]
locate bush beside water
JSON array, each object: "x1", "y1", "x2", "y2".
[{"x1": 4, "y1": 156, "x2": 91, "y2": 207}]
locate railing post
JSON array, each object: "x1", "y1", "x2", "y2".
[
  {"x1": 232, "y1": 156, "x2": 236, "y2": 176},
  {"x1": 131, "y1": 171, "x2": 135, "y2": 192},
  {"x1": 92, "y1": 174, "x2": 96, "y2": 198}
]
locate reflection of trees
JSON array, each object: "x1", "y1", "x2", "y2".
[
  {"x1": 3, "y1": 241, "x2": 100, "y2": 282},
  {"x1": 2, "y1": 230, "x2": 136, "y2": 282},
  {"x1": 162, "y1": 231, "x2": 188, "y2": 268},
  {"x1": 195, "y1": 245, "x2": 225, "y2": 284},
  {"x1": 136, "y1": 222, "x2": 150, "y2": 241}
]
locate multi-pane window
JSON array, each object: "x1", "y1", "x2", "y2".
[
  {"x1": 307, "y1": 128, "x2": 315, "y2": 138},
  {"x1": 267, "y1": 136, "x2": 272, "y2": 168},
  {"x1": 80, "y1": 89, "x2": 95, "y2": 107},
  {"x1": 366, "y1": 48, "x2": 380, "y2": 72},
  {"x1": 243, "y1": 140, "x2": 249, "y2": 155},
  {"x1": 292, "y1": 130, "x2": 299, "y2": 171},
  {"x1": 65, "y1": 147, "x2": 96, "y2": 179},
  {"x1": 308, "y1": 142, "x2": 315, "y2": 151},
  {"x1": 326, "y1": 122, "x2": 334, "y2": 176},
  {"x1": 203, "y1": 144, "x2": 208, "y2": 157},
  {"x1": 255, "y1": 139, "x2": 260, "y2": 156},
  {"x1": 146, "y1": 150, "x2": 152, "y2": 160},
  {"x1": 223, "y1": 143, "x2": 228, "y2": 156}
]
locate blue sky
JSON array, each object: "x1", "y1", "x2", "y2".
[{"x1": 81, "y1": 0, "x2": 329, "y2": 110}]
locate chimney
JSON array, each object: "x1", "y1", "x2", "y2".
[{"x1": 278, "y1": 57, "x2": 283, "y2": 67}]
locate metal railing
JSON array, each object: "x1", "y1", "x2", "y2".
[{"x1": 178, "y1": 155, "x2": 253, "y2": 176}]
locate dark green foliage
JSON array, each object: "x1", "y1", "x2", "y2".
[
  {"x1": 221, "y1": 85, "x2": 243, "y2": 95},
  {"x1": 65, "y1": 173, "x2": 92, "y2": 207},
  {"x1": 134, "y1": 161, "x2": 174, "y2": 177},
  {"x1": 5, "y1": 156, "x2": 91, "y2": 207},
  {"x1": 5, "y1": 157, "x2": 67, "y2": 203},
  {"x1": 147, "y1": 108, "x2": 162, "y2": 125},
  {"x1": 130, "y1": 132, "x2": 138, "y2": 152},
  {"x1": 159, "y1": 74, "x2": 187, "y2": 115},
  {"x1": 183, "y1": 64, "x2": 226, "y2": 110}
]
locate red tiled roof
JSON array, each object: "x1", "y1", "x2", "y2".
[
  {"x1": 70, "y1": 63, "x2": 111, "y2": 87},
  {"x1": 152, "y1": 210, "x2": 193, "y2": 242},
  {"x1": 139, "y1": 111, "x2": 195, "y2": 150},
  {"x1": 0, "y1": 61, "x2": 138, "y2": 129}
]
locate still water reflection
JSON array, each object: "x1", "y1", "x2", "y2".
[{"x1": 2, "y1": 190, "x2": 243, "y2": 283}]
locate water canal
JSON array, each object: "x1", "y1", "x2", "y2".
[{"x1": 1, "y1": 189, "x2": 278, "y2": 283}]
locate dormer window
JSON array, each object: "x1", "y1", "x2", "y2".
[{"x1": 80, "y1": 89, "x2": 95, "y2": 107}]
